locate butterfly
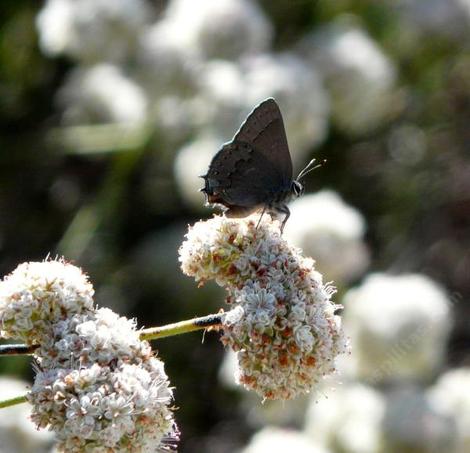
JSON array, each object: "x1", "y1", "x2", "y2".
[{"x1": 200, "y1": 98, "x2": 318, "y2": 232}]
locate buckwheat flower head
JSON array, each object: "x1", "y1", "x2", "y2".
[
  {"x1": 304, "y1": 383, "x2": 386, "y2": 453},
  {"x1": 36, "y1": 307, "x2": 149, "y2": 370},
  {"x1": 428, "y1": 367, "x2": 470, "y2": 452},
  {"x1": 0, "y1": 259, "x2": 94, "y2": 344},
  {"x1": 343, "y1": 273, "x2": 452, "y2": 383},
  {"x1": 179, "y1": 215, "x2": 349, "y2": 400},
  {"x1": 382, "y1": 385, "x2": 456, "y2": 453},
  {"x1": 299, "y1": 17, "x2": 399, "y2": 136},
  {"x1": 284, "y1": 190, "x2": 369, "y2": 284},
  {"x1": 399, "y1": 0, "x2": 470, "y2": 41},
  {"x1": 29, "y1": 362, "x2": 177, "y2": 453},
  {"x1": 137, "y1": 19, "x2": 202, "y2": 99},
  {"x1": 242, "y1": 427, "x2": 328, "y2": 453},
  {"x1": 242, "y1": 53, "x2": 330, "y2": 162},
  {"x1": 36, "y1": 0, "x2": 152, "y2": 63},
  {"x1": 163, "y1": 0, "x2": 273, "y2": 60},
  {"x1": 58, "y1": 64, "x2": 148, "y2": 125},
  {"x1": 191, "y1": 60, "x2": 247, "y2": 138},
  {"x1": 28, "y1": 308, "x2": 178, "y2": 452}
]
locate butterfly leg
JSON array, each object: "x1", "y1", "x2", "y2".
[
  {"x1": 277, "y1": 205, "x2": 290, "y2": 234},
  {"x1": 256, "y1": 205, "x2": 267, "y2": 230}
]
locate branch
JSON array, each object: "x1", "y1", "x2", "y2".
[
  {"x1": 0, "y1": 344, "x2": 38, "y2": 356},
  {"x1": 0, "y1": 313, "x2": 225, "y2": 356},
  {"x1": 140, "y1": 313, "x2": 224, "y2": 341},
  {"x1": 0, "y1": 394, "x2": 28, "y2": 409}
]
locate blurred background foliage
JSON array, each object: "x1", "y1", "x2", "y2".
[{"x1": 0, "y1": 1, "x2": 469, "y2": 452}]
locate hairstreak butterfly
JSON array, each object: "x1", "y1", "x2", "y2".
[{"x1": 200, "y1": 98, "x2": 318, "y2": 232}]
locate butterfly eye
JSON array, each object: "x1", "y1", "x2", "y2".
[{"x1": 292, "y1": 181, "x2": 304, "y2": 197}]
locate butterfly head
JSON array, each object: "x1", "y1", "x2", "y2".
[{"x1": 291, "y1": 180, "x2": 304, "y2": 198}]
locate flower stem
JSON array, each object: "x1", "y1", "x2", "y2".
[
  {"x1": 0, "y1": 313, "x2": 225, "y2": 356},
  {"x1": 140, "y1": 313, "x2": 224, "y2": 341},
  {"x1": 0, "y1": 344, "x2": 38, "y2": 356},
  {"x1": 0, "y1": 394, "x2": 28, "y2": 409}
]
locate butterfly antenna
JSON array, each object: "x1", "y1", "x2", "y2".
[{"x1": 296, "y1": 158, "x2": 326, "y2": 181}]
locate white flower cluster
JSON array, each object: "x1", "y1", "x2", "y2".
[
  {"x1": 284, "y1": 191, "x2": 369, "y2": 284},
  {"x1": 399, "y1": 0, "x2": 470, "y2": 42},
  {"x1": 298, "y1": 17, "x2": 399, "y2": 136},
  {"x1": 429, "y1": 367, "x2": 470, "y2": 453},
  {"x1": 158, "y1": 0, "x2": 273, "y2": 61},
  {"x1": 30, "y1": 360, "x2": 176, "y2": 452},
  {"x1": 342, "y1": 273, "x2": 452, "y2": 383},
  {"x1": 0, "y1": 377, "x2": 55, "y2": 453},
  {"x1": 305, "y1": 383, "x2": 386, "y2": 453},
  {"x1": 0, "y1": 259, "x2": 94, "y2": 344},
  {"x1": 35, "y1": 308, "x2": 146, "y2": 370},
  {"x1": 36, "y1": 0, "x2": 152, "y2": 63},
  {"x1": 179, "y1": 215, "x2": 349, "y2": 400},
  {"x1": 304, "y1": 381, "x2": 459, "y2": 453},
  {"x1": 242, "y1": 426, "x2": 328, "y2": 453},
  {"x1": 382, "y1": 385, "x2": 456, "y2": 453},
  {"x1": 0, "y1": 259, "x2": 178, "y2": 452},
  {"x1": 58, "y1": 64, "x2": 148, "y2": 125}
]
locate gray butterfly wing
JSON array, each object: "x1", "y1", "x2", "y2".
[
  {"x1": 233, "y1": 98, "x2": 293, "y2": 183},
  {"x1": 201, "y1": 141, "x2": 286, "y2": 217}
]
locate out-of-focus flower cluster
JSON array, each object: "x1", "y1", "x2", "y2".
[
  {"x1": 0, "y1": 377, "x2": 55, "y2": 453},
  {"x1": 179, "y1": 215, "x2": 349, "y2": 400},
  {"x1": 343, "y1": 273, "x2": 452, "y2": 384},
  {"x1": 297, "y1": 18, "x2": 400, "y2": 136},
  {"x1": 0, "y1": 259, "x2": 178, "y2": 453},
  {"x1": 285, "y1": 190, "x2": 369, "y2": 284},
  {"x1": 429, "y1": 367, "x2": 470, "y2": 453},
  {"x1": 241, "y1": 426, "x2": 328, "y2": 453}
]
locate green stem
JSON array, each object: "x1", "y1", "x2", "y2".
[
  {"x1": 140, "y1": 313, "x2": 224, "y2": 341},
  {"x1": 0, "y1": 394, "x2": 28, "y2": 409},
  {"x1": 0, "y1": 313, "x2": 225, "y2": 356}
]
